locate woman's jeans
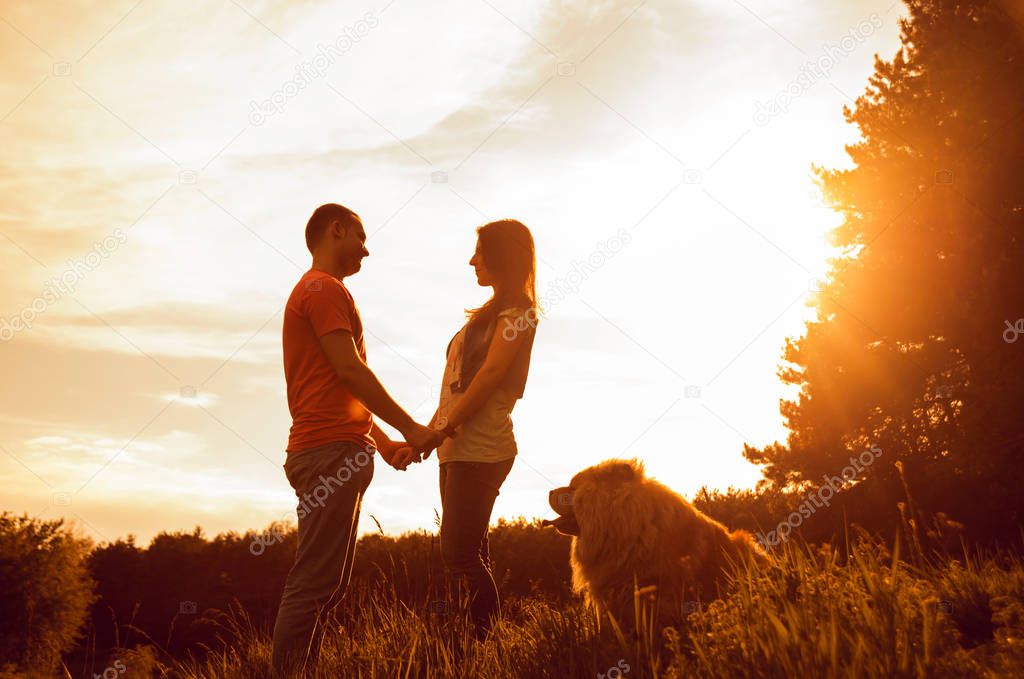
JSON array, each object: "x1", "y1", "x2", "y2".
[
  {"x1": 271, "y1": 441, "x2": 374, "y2": 676},
  {"x1": 438, "y1": 458, "x2": 514, "y2": 635}
]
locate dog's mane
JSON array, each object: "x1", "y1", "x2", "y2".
[{"x1": 567, "y1": 458, "x2": 768, "y2": 618}]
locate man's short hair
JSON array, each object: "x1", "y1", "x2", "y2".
[{"x1": 305, "y1": 203, "x2": 360, "y2": 253}]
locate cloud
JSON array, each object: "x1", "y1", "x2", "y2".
[{"x1": 1, "y1": 0, "x2": 902, "y2": 545}]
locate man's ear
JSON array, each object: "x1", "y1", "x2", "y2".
[{"x1": 329, "y1": 219, "x2": 345, "y2": 239}]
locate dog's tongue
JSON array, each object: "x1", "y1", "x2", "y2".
[{"x1": 543, "y1": 515, "x2": 580, "y2": 536}]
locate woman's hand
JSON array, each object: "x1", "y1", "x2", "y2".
[
  {"x1": 373, "y1": 421, "x2": 428, "y2": 470},
  {"x1": 375, "y1": 421, "x2": 447, "y2": 470},
  {"x1": 390, "y1": 443, "x2": 422, "y2": 470},
  {"x1": 380, "y1": 440, "x2": 418, "y2": 471}
]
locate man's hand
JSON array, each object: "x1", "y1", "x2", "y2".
[
  {"x1": 402, "y1": 422, "x2": 445, "y2": 457},
  {"x1": 388, "y1": 444, "x2": 421, "y2": 471},
  {"x1": 390, "y1": 431, "x2": 448, "y2": 469},
  {"x1": 379, "y1": 439, "x2": 422, "y2": 471},
  {"x1": 377, "y1": 440, "x2": 403, "y2": 469}
]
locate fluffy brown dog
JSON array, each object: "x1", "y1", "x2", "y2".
[{"x1": 545, "y1": 459, "x2": 768, "y2": 628}]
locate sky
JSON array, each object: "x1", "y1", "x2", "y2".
[{"x1": 0, "y1": 0, "x2": 905, "y2": 544}]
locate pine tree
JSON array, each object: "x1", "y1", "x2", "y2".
[{"x1": 745, "y1": 0, "x2": 1024, "y2": 541}]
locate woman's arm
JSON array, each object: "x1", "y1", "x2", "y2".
[{"x1": 443, "y1": 315, "x2": 530, "y2": 430}]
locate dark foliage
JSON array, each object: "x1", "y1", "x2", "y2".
[
  {"x1": 744, "y1": 0, "x2": 1024, "y2": 544},
  {"x1": 0, "y1": 513, "x2": 94, "y2": 677}
]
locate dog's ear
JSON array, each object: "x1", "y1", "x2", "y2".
[
  {"x1": 607, "y1": 463, "x2": 634, "y2": 482},
  {"x1": 571, "y1": 458, "x2": 646, "y2": 487},
  {"x1": 605, "y1": 458, "x2": 644, "y2": 482}
]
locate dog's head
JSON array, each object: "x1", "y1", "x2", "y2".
[{"x1": 544, "y1": 458, "x2": 646, "y2": 537}]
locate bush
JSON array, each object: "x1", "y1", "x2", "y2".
[{"x1": 0, "y1": 513, "x2": 94, "y2": 677}]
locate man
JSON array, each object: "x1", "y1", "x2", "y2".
[{"x1": 271, "y1": 203, "x2": 443, "y2": 675}]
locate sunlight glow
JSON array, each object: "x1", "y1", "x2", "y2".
[{"x1": 0, "y1": 0, "x2": 902, "y2": 543}]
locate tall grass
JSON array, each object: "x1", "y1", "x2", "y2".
[{"x1": 162, "y1": 536, "x2": 1023, "y2": 679}]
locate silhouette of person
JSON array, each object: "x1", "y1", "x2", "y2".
[
  {"x1": 425, "y1": 219, "x2": 539, "y2": 637},
  {"x1": 271, "y1": 203, "x2": 444, "y2": 676}
]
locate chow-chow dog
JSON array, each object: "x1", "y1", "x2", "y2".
[{"x1": 545, "y1": 459, "x2": 768, "y2": 628}]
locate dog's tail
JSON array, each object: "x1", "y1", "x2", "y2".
[{"x1": 729, "y1": 529, "x2": 771, "y2": 565}]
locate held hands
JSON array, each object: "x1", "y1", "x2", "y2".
[
  {"x1": 387, "y1": 444, "x2": 419, "y2": 471},
  {"x1": 405, "y1": 422, "x2": 446, "y2": 455},
  {"x1": 387, "y1": 422, "x2": 449, "y2": 471}
]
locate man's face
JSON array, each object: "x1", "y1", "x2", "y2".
[{"x1": 336, "y1": 218, "x2": 369, "y2": 276}]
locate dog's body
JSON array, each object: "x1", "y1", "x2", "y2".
[{"x1": 546, "y1": 459, "x2": 768, "y2": 628}]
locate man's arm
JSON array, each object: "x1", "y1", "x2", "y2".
[
  {"x1": 318, "y1": 329, "x2": 442, "y2": 454},
  {"x1": 369, "y1": 421, "x2": 397, "y2": 457}
]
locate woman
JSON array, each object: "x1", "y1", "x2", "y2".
[{"x1": 428, "y1": 219, "x2": 539, "y2": 636}]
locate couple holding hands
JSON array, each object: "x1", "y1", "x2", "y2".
[{"x1": 271, "y1": 203, "x2": 538, "y2": 675}]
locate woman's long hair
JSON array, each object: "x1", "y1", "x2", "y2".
[{"x1": 466, "y1": 219, "x2": 538, "y2": 327}]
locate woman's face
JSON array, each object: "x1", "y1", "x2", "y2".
[{"x1": 469, "y1": 239, "x2": 493, "y2": 287}]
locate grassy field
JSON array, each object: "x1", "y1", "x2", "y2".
[{"x1": 104, "y1": 535, "x2": 1024, "y2": 679}]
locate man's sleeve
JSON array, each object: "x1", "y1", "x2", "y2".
[{"x1": 305, "y1": 279, "x2": 355, "y2": 338}]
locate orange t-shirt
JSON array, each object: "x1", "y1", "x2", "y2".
[{"x1": 283, "y1": 269, "x2": 374, "y2": 453}]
